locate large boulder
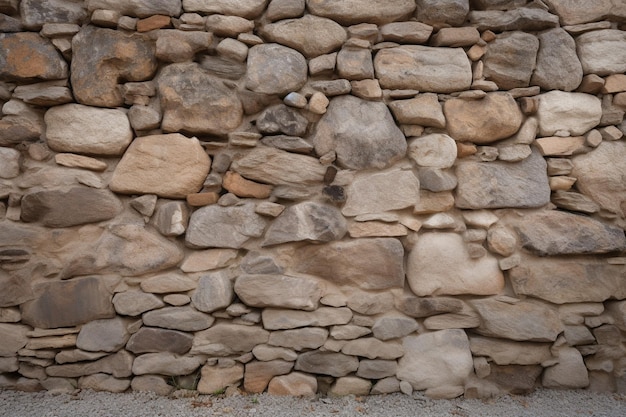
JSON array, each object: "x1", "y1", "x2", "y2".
[
  {"x1": 245, "y1": 44, "x2": 307, "y2": 96},
  {"x1": 341, "y1": 169, "x2": 420, "y2": 216},
  {"x1": 60, "y1": 224, "x2": 184, "y2": 279},
  {"x1": 531, "y1": 28, "x2": 582, "y2": 92},
  {"x1": 21, "y1": 187, "x2": 122, "y2": 228},
  {"x1": 407, "y1": 233, "x2": 504, "y2": 296},
  {"x1": 306, "y1": 0, "x2": 416, "y2": 25},
  {"x1": 572, "y1": 141, "x2": 626, "y2": 217},
  {"x1": 186, "y1": 203, "x2": 268, "y2": 249},
  {"x1": 397, "y1": 330, "x2": 473, "y2": 392},
  {"x1": 311, "y1": 95, "x2": 407, "y2": 170},
  {"x1": 263, "y1": 202, "x2": 347, "y2": 246},
  {"x1": 509, "y1": 257, "x2": 626, "y2": 304},
  {"x1": 44, "y1": 104, "x2": 132, "y2": 156},
  {"x1": 0, "y1": 33, "x2": 68, "y2": 81},
  {"x1": 444, "y1": 93, "x2": 523, "y2": 144},
  {"x1": 260, "y1": 15, "x2": 346, "y2": 58},
  {"x1": 576, "y1": 29, "x2": 626, "y2": 76},
  {"x1": 455, "y1": 149, "x2": 550, "y2": 209},
  {"x1": 483, "y1": 31, "x2": 539, "y2": 90},
  {"x1": 157, "y1": 63, "x2": 242, "y2": 136},
  {"x1": 110, "y1": 133, "x2": 211, "y2": 199},
  {"x1": 292, "y1": 238, "x2": 405, "y2": 290},
  {"x1": 21, "y1": 276, "x2": 116, "y2": 329},
  {"x1": 71, "y1": 26, "x2": 156, "y2": 107},
  {"x1": 536, "y1": 91, "x2": 602, "y2": 137},
  {"x1": 515, "y1": 211, "x2": 626, "y2": 256},
  {"x1": 375, "y1": 46, "x2": 472, "y2": 93}
]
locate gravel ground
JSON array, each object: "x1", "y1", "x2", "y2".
[{"x1": 1, "y1": 389, "x2": 624, "y2": 417}]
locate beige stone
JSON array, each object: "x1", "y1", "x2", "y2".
[
  {"x1": 180, "y1": 249, "x2": 238, "y2": 273},
  {"x1": 197, "y1": 363, "x2": 244, "y2": 394},
  {"x1": 54, "y1": 154, "x2": 107, "y2": 171},
  {"x1": 389, "y1": 94, "x2": 445, "y2": 128},
  {"x1": 341, "y1": 338, "x2": 403, "y2": 360},
  {"x1": 191, "y1": 323, "x2": 269, "y2": 356},
  {"x1": 268, "y1": 372, "x2": 317, "y2": 396},
  {"x1": 234, "y1": 274, "x2": 321, "y2": 311},
  {"x1": 244, "y1": 360, "x2": 293, "y2": 393},
  {"x1": 330, "y1": 376, "x2": 372, "y2": 396},
  {"x1": 431, "y1": 27, "x2": 480, "y2": 47},
  {"x1": 262, "y1": 307, "x2": 352, "y2": 330}
]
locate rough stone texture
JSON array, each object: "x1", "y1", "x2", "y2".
[
  {"x1": 142, "y1": 307, "x2": 214, "y2": 332},
  {"x1": 390, "y1": 94, "x2": 445, "y2": 129},
  {"x1": 483, "y1": 31, "x2": 539, "y2": 90},
  {"x1": 20, "y1": 0, "x2": 88, "y2": 30},
  {"x1": 244, "y1": 360, "x2": 293, "y2": 393},
  {"x1": 71, "y1": 26, "x2": 156, "y2": 107},
  {"x1": 470, "y1": 299, "x2": 563, "y2": 342},
  {"x1": 509, "y1": 258, "x2": 626, "y2": 304},
  {"x1": 126, "y1": 327, "x2": 193, "y2": 355},
  {"x1": 468, "y1": 8, "x2": 559, "y2": 31},
  {"x1": 113, "y1": 291, "x2": 164, "y2": 317},
  {"x1": 60, "y1": 224, "x2": 184, "y2": 279},
  {"x1": 183, "y1": 0, "x2": 267, "y2": 18},
  {"x1": 455, "y1": 149, "x2": 550, "y2": 209},
  {"x1": 191, "y1": 273, "x2": 233, "y2": 313},
  {"x1": 269, "y1": 328, "x2": 328, "y2": 350},
  {"x1": 341, "y1": 170, "x2": 420, "y2": 217},
  {"x1": 44, "y1": 104, "x2": 132, "y2": 155},
  {"x1": 76, "y1": 317, "x2": 131, "y2": 353},
  {"x1": 197, "y1": 363, "x2": 244, "y2": 394},
  {"x1": 293, "y1": 238, "x2": 405, "y2": 290},
  {"x1": 444, "y1": 93, "x2": 523, "y2": 144},
  {"x1": 572, "y1": 141, "x2": 626, "y2": 216},
  {"x1": 231, "y1": 147, "x2": 326, "y2": 186},
  {"x1": 0, "y1": 323, "x2": 29, "y2": 356},
  {"x1": 260, "y1": 15, "x2": 346, "y2": 58},
  {"x1": 110, "y1": 133, "x2": 211, "y2": 199},
  {"x1": 295, "y1": 351, "x2": 358, "y2": 377},
  {"x1": 469, "y1": 335, "x2": 552, "y2": 365},
  {"x1": 186, "y1": 203, "x2": 267, "y2": 249},
  {"x1": 132, "y1": 353, "x2": 202, "y2": 376},
  {"x1": 191, "y1": 324, "x2": 269, "y2": 356},
  {"x1": 312, "y1": 95, "x2": 407, "y2": 170},
  {"x1": 245, "y1": 44, "x2": 307, "y2": 96},
  {"x1": 234, "y1": 274, "x2": 321, "y2": 311},
  {"x1": 515, "y1": 211, "x2": 626, "y2": 256},
  {"x1": 416, "y1": 0, "x2": 469, "y2": 27},
  {"x1": 262, "y1": 307, "x2": 352, "y2": 330},
  {"x1": 576, "y1": 30, "x2": 626, "y2": 76},
  {"x1": 397, "y1": 330, "x2": 473, "y2": 391},
  {"x1": 268, "y1": 372, "x2": 317, "y2": 396},
  {"x1": 537, "y1": 91, "x2": 602, "y2": 136},
  {"x1": 0, "y1": 33, "x2": 68, "y2": 81},
  {"x1": 543, "y1": 347, "x2": 589, "y2": 389},
  {"x1": 375, "y1": 46, "x2": 472, "y2": 93},
  {"x1": 20, "y1": 187, "x2": 121, "y2": 228},
  {"x1": 306, "y1": 0, "x2": 416, "y2": 25},
  {"x1": 407, "y1": 233, "x2": 504, "y2": 297},
  {"x1": 531, "y1": 28, "x2": 582, "y2": 92},
  {"x1": 257, "y1": 105, "x2": 308, "y2": 137},
  {"x1": 21, "y1": 277, "x2": 115, "y2": 329}
]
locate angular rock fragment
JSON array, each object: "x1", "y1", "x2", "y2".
[
  {"x1": 191, "y1": 273, "x2": 233, "y2": 313},
  {"x1": 312, "y1": 95, "x2": 407, "y2": 170},
  {"x1": 71, "y1": 26, "x2": 156, "y2": 107},
  {"x1": 110, "y1": 133, "x2": 211, "y2": 199},
  {"x1": 483, "y1": 31, "x2": 538, "y2": 90},
  {"x1": 0, "y1": 33, "x2": 68, "y2": 81},
  {"x1": 531, "y1": 28, "x2": 582, "y2": 92},
  {"x1": 257, "y1": 104, "x2": 308, "y2": 137},
  {"x1": 126, "y1": 327, "x2": 193, "y2": 355},
  {"x1": 468, "y1": 8, "x2": 559, "y2": 31}
]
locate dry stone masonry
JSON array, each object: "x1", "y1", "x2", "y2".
[{"x1": 0, "y1": 0, "x2": 626, "y2": 399}]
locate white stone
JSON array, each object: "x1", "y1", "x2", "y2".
[
  {"x1": 537, "y1": 91, "x2": 602, "y2": 137},
  {"x1": 408, "y1": 134, "x2": 457, "y2": 169}
]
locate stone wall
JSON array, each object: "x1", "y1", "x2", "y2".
[{"x1": 1, "y1": 0, "x2": 626, "y2": 398}]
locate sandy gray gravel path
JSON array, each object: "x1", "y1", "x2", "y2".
[{"x1": 1, "y1": 389, "x2": 625, "y2": 417}]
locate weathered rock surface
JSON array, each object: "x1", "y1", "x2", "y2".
[
  {"x1": 375, "y1": 46, "x2": 472, "y2": 93},
  {"x1": 158, "y1": 63, "x2": 242, "y2": 136},
  {"x1": 543, "y1": 0, "x2": 615, "y2": 26},
  {"x1": 113, "y1": 291, "x2": 164, "y2": 317},
  {"x1": 470, "y1": 299, "x2": 563, "y2": 342},
  {"x1": 87, "y1": 0, "x2": 182, "y2": 18},
  {"x1": 416, "y1": 0, "x2": 469, "y2": 27},
  {"x1": 295, "y1": 351, "x2": 358, "y2": 377},
  {"x1": 21, "y1": 277, "x2": 116, "y2": 329},
  {"x1": 76, "y1": 317, "x2": 132, "y2": 353},
  {"x1": 197, "y1": 363, "x2": 244, "y2": 394},
  {"x1": 61, "y1": 224, "x2": 183, "y2": 278},
  {"x1": 235, "y1": 274, "x2": 321, "y2": 311},
  {"x1": 191, "y1": 323, "x2": 269, "y2": 356},
  {"x1": 132, "y1": 353, "x2": 202, "y2": 376},
  {"x1": 268, "y1": 372, "x2": 317, "y2": 396},
  {"x1": 245, "y1": 44, "x2": 307, "y2": 96},
  {"x1": 483, "y1": 31, "x2": 539, "y2": 90},
  {"x1": 469, "y1": 335, "x2": 552, "y2": 365},
  {"x1": 407, "y1": 233, "x2": 504, "y2": 297},
  {"x1": 71, "y1": 26, "x2": 156, "y2": 107},
  {"x1": 537, "y1": 91, "x2": 602, "y2": 136},
  {"x1": 572, "y1": 141, "x2": 626, "y2": 216},
  {"x1": 262, "y1": 307, "x2": 352, "y2": 330},
  {"x1": 509, "y1": 258, "x2": 626, "y2": 304},
  {"x1": 455, "y1": 149, "x2": 550, "y2": 209},
  {"x1": 444, "y1": 93, "x2": 523, "y2": 144},
  {"x1": 260, "y1": 15, "x2": 346, "y2": 58},
  {"x1": 257, "y1": 104, "x2": 308, "y2": 137},
  {"x1": 342, "y1": 170, "x2": 420, "y2": 217},
  {"x1": 531, "y1": 28, "x2": 582, "y2": 92},
  {"x1": 468, "y1": 8, "x2": 559, "y2": 31},
  {"x1": 0, "y1": 33, "x2": 68, "y2": 81},
  {"x1": 186, "y1": 203, "x2": 267, "y2": 249},
  {"x1": 397, "y1": 330, "x2": 473, "y2": 391},
  {"x1": 269, "y1": 328, "x2": 328, "y2": 350},
  {"x1": 126, "y1": 327, "x2": 193, "y2": 355},
  {"x1": 515, "y1": 211, "x2": 626, "y2": 256},
  {"x1": 293, "y1": 238, "x2": 405, "y2": 290},
  {"x1": 390, "y1": 94, "x2": 445, "y2": 129},
  {"x1": 0, "y1": 323, "x2": 29, "y2": 356},
  {"x1": 306, "y1": 0, "x2": 416, "y2": 25},
  {"x1": 312, "y1": 95, "x2": 407, "y2": 170},
  {"x1": 142, "y1": 307, "x2": 214, "y2": 332},
  {"x1": 576, "y1": 30, "x2": 626, "y2": 76},
  {"x1": 20, "y1": 0, "x2": 88, "y2": 30},
  {"x1": 183, "y1": 0, "x2": 267, "y2": 18},
  {"x1": 543, "y1": 347, "x2": 589, "y2": 389},
  {"x1": 110, "y1": 133, "x2": 210, "y2": 199},
  {"x1": 191, "y1": 273, "x2": 233, "y2": 313}
]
